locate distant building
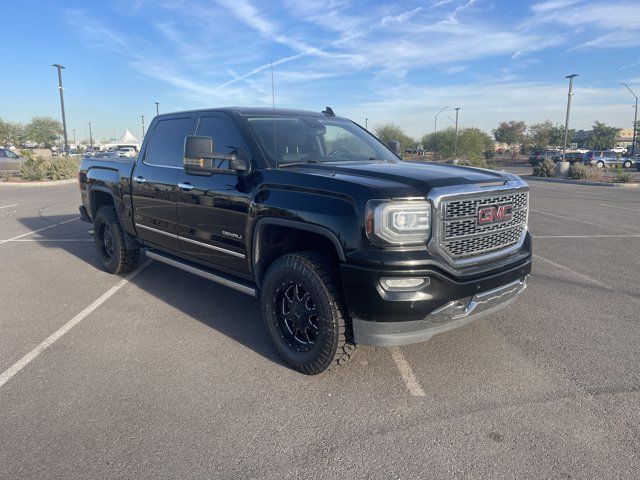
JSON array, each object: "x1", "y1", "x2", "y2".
[{"x1": 572, "y1": 127, "x2": 632, "y2": 149}]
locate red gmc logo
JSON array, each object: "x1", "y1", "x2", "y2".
[{"x1": 478, "y1": 204, "x2": 513, "y2": 225}]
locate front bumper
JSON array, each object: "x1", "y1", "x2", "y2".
[
  {"x1": 352, "y1": 278, "x2": 526, "y2": 346},
  {"x1": 341, "y1": 255, "x2": 531, "y2": 347}
]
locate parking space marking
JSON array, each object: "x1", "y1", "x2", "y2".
[
  {"x1": 390, "y1": 347, "x2": 426, "y2": 397},
  {"x1": 600, "y1": 203, "x2": 640, "y2": 213},
  {"x1": 0, "y1": 204, "x2": 19, "y2": 210},
  {"x1": 0, "y1": 217, "x2": 79, "y2": 245},
  {"x1": 3, "y1": 239, "x2": 93, "y2": 242},
  {"x1": 534, "y1": 234, "x2": 640, "y2": 239},
  {"x1": 0, "y1": 260, "x2": 152, "y2": 390},
  {"x1": 530, "y1": 209, "x2": 635, "y2": 234},
  {"x1": 533, "y1": 253, "x2": 612, "y2": 289}
]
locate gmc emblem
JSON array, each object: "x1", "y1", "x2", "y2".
[{"x1": 478, "y1": 204, "x2": 513, "y2": 225}]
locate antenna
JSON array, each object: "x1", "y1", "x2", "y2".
[{"x1": 271, "y1": 59, "x2": 278, "y2": 164}]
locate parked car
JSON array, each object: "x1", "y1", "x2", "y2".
[
  {"x1": 563, "y1": 152, "x2": 584, "y2": 164},
  {"x1": 582, "y1": 151, "x2": 620, "y2": 168},
  {"x1": 528, "y1": 149, "x2": 561, "y2": 166},
  {"x1": 618, "y1": 155, "x2": 637, "y2": 169},
  {"x1": 0, "y1": 147, "x2": 24, "y2": 173},
  {"x1": 609, "y1": 146, "x2": 627, "y2": 154},
  {"x1": 117, "y1": 147, "x2": 137, "y2": 158},
  {"x1": 78, "y1": 106, "x2": 531, "y2": 374}
]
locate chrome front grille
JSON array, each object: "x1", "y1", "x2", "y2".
[{"x1": 440, "y1": 190, "x2": 529, "y2": 260}]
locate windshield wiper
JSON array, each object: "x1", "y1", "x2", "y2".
[{"x1": 278, "y1": 158, "x2": 322, "y2": 168}]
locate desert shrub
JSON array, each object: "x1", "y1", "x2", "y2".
[
  {"x1": 568, "y1": 162, "x2": 589, "y2": 179},
  {"x1": 1, "y1": 171, "x2": 15, "y2": 182},
  {"x1": 533, "y1": 157, "x2": 555, "y2": 177},
  {"x1": 614, "y1": 164, "x2": 631, "y2": 183},
  {"x1": 47, "y1": 156, "x2": 80, "y2": 180},
  {"x1": 458, "y1": 154, "x2": 488, "y2": 168},
  {"x1": 19, "y1": 156, "x2": 48, "y2": 181}
]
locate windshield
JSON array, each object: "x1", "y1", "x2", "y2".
[{"x1": 246, "y1": 116, "x2": 398, "y2": 167}]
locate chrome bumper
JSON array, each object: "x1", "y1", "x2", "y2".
[{"x1": 352, "y1": 278, "x2": 527, "y2": 347}]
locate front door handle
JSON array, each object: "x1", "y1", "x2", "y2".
[
  {"x1": 178, "y1": 182, "x2": 194, "y2": 191},
  {"x1": 133, "y1": 176, "x2": 146, "y2": 184}
]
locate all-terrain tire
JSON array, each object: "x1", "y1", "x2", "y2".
[
  {"x1": 94, "y1": 205, "x2": 140, "y2": 274},
  {"x1": 260, "y1": 252, "x2": 356, "y2": 374}
]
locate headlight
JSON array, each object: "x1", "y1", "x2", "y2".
[{"x1": 366, "y1": 200, "x2": 431, "y2": 245}]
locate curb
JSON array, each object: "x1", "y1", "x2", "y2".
[
  {"x1": 0, "y1": 178, "x2": 78, "y2": 187},
  {"x1": 523, "y1": 175, "x2": 640, "y2": 188}
]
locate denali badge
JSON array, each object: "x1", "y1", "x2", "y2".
[{"x1": 477, "y1": 204, "x2": 513, "y2": 225}]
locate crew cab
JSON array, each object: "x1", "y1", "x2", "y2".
[{"x1": 78, "y1": 107, "x2": 531, "y2": 374}]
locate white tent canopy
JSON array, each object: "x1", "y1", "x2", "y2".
[{"x1": 102, "y1": 130, "x2": 141, "y2": 151}]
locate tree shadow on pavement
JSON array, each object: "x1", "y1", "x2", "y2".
[{"x1": 17, "y1": 214, "x2": 287, "y2": 369}]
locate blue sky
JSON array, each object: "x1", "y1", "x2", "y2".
[{"x1": 2, "y1": 0, "x2": 640, "y2": 142}]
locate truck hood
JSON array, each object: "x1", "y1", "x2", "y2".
[{"x1": 290, "y1": 160, "x2": 512, "y2": 198}]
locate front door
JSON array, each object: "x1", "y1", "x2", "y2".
[
  {"x1": 131, "y1": 115, "x2": 195, "y2": 252},
  {"x1": 176, "y1": 114, "x2": 253, "y2": 278}
]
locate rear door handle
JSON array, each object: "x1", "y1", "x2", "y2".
[
  {"x1": 133, "y1": 176, "x2": 146, "y2": 184},
  {"x1": 178, "y1": 182, "x2": 194, "y2": 191}
]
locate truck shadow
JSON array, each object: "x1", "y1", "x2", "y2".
[{"x1": 17, "y1": 214, "x2": 288, "y2": 369}]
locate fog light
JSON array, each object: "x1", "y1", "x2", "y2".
[{"x1": 380, "y1": 277, "x2": 430, "y2": 291}]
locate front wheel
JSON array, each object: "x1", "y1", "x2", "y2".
[
  {"x1": 596, "y1": 161, "x2": 605, "y2": 168},
  {"x1": 260, "y1": 252, "x2": 356, "y2": 374},
  {"x1": 623, "y1": 160, "x2": 632, "y2": 168},
  {"x1": 93, "y1": 205, "x2": 140, "y2": 274}
]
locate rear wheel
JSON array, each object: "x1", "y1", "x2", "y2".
[
  {"x1": 260, "y1": 252, "x2": 356, "y2": 374},
  {"x1": 94, "y1": 205, "x2": 140, "y2": 274},
  {"x1": 623, "y1": 160, "x2": 632, "y2": 168},
  {"x1": 596, "y1": 161, "x2": 605, "y2": 168}
]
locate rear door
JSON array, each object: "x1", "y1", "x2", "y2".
[
  {"x1": 175, "y1": 114, "x2": 253, "y2": 278},
  {"x1": 131, "y1": 115, "x2": 196, "y2": 253}
]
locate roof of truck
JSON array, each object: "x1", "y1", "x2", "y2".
[{"x1": 157, "y1": 107, "x2": 344, "y2": 119}]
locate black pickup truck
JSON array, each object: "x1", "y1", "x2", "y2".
[{"x1": 78, "y1": 107, "x2": 531, "y2": 374}]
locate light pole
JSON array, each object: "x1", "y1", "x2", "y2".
[
  {"x1": 434, "y1": 106, "x2": 448, "y2": 133},
  {"x1": 72, "y1": 129, "x2": 76, "y2": 144},
  {"x1": 52, "y1": 64, "x2": 69, "y2": 155},
  {"x1": 365, "y1": 117, "x2": 368, "y2": 130},
  {"x1": 622, "y1": 83, "x2": 638, "y2": 156},
  {"x1": 453, "y1": 107, "x2": 460, "y2": 157},
  {"x1": 141, "y1": 115, "x2": 145, "y2": 138},
  {"x1": 88, "y1": 122, "x2": 93, "y2": 147},
  {"x1": 562, "y1": 74, "x2": 578, "y2": 162},
  {"x1": 155, "y1": 102, "x2": 160, "y2": 116}
]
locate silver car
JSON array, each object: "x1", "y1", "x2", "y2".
[{"x1": 0, "y1": 148, "x2": 24, "y2": 173}]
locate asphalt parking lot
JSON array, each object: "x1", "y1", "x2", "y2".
[{"x1": 1, "y1": 179, "x2": 639, "y2": 479}]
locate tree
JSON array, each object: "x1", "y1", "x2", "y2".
[
  {"x1": 0, "y1": 119, "x2": 25, "y2": 147},
  {"x1": 585, "y1": 121, "x2": 620, "y2": 150},
  {"x1": 422, "y1": 127, "x2": 493, "y2": 165},
  {"x1": 24, "y1": 116, "x2": 63, "y2": 148},
  {"x1": 492, "y1": 121, "x2": 527, "y2": 156},
  {"x1": 528, "y1": 120, "x2": 553, "y2": 150},
  {"x1": 373, "y1": 123, "x2": 415, "y2": 153},
  {"x1": 548, "y1": 125, "x2": 573, "y2": 148},
  {"x1": 422, "y1": 128, "x2": 455, "y2": 159}
]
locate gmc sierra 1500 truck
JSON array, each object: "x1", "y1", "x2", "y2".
[{"x1": 78, "y1": 107, "x2": 531, "y2": 374}]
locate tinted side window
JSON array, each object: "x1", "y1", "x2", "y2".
[
  {"x1": 145, "y1": 117, "x2": 193, "y2": 167},
  {"x1": 196, "y1": 116, "x2": 249, "y2": 169}
]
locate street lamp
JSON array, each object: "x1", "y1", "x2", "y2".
[
  {"x1": 141, "y1": 115, "x2": 145, "y2": 138},
  {"x1": 155, "y1": 102, "x2": 160, "y2": 116},
  {"x1": 434, "y1": 106, "x2": 448, "y2": 133},
  {"x1": 453, "y1": 107, "x2": 460, "y2": 157},
  {"x1": 88, "y1": 122, "x2": 93, "y2": 147},
  {"x1": 52, "y1": 64, "x2": 69, "y2": 155},
  {"x1": 72, "y1": 129, "x2": 76, "y2": 144},
  {"x1": 562, "y1": 74, "x2": 578, "y2": 162},
  {"x1": 621, "y1": 83, "x2": 638, "y2": 156}
]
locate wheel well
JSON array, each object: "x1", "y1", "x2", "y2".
[
  {"x1": 255, "y1": 224, "x2": 340, "y2": 286},
  {"x1": 90, "y1": 189, "x2": 115, "y2": 218}
]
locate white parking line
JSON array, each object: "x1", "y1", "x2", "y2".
[
  {"x1": 534, "y1": 234, "x2": 640, "y2": 239},
  {"x1": 0, "y1": 217, "x2": 79, "y2": 245},
  {"x1": 390, "y1": 347, "x2": 426, "y2": 397},
  {"x1": 530, "y1": 209, "x2": 634, "y2": 234},
  {"x1": 0, "y1": 260, "x2": 151, "y2": 390},
  {"x1": 600, "y1": 203, "x2": 640, "y2": 213},
  {"x1": 533, "y1": 254, "x2": 612, "y2": 289},
  {"x1": 3, "y1": 239, "x2": 93, "y2": 242},
  {"x1": 0, "y1": 204, "x2": 18, "y2": 210}
]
